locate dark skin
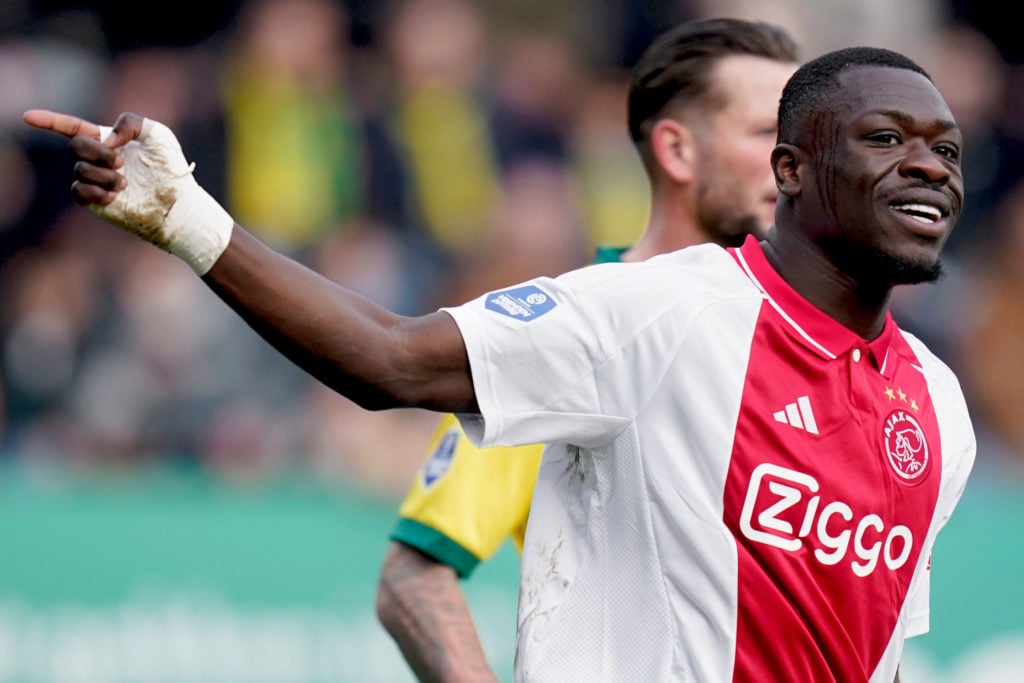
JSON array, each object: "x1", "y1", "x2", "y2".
[
  {"x1": 765, "y1": 66, "x2": 963, "y2": 340},
  {"x1": 206, "y1": 220, "x2": 476, "y2": 413},
  {"x1": 22, "y1": 65, "x2": 960, "y2": 680}
]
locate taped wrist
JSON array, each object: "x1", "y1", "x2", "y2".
[{"x1": 163, "y1": 179, "x2": 234, "y2": 276}]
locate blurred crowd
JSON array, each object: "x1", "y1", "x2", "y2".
[{"x1": 1, "y1": 0, "x2": 1023, "y2": 497}]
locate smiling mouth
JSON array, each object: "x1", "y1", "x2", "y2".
[{"x1": 890, "y1": 202, "x2": 944, "y2": 225}]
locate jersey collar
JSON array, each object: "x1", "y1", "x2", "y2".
[{"x1": 729, "y1": 235, "x2": 901, "y2": 368}]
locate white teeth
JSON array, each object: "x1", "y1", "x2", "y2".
[{"x1": 893, "y1": 203, "x2": 941, "y2": 223}]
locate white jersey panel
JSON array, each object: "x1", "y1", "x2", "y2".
[
  {"x1": 515, "y1": 302, "x2": 762, "y2": 681},
  {"x1": 903, "y1": 330, "x2": 976, "y2": 630},
  {"x1": 447, "y1": 244, "x2": 766, "y2": 681}
]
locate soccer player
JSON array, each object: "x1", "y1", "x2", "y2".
[
  {"x1": 374, "y1": 17, "x2": 800, "y2": 683},
  {"x1": 25, "y1": 43, "x2": 975, "y2": 682}
]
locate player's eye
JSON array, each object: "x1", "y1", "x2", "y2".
[
  {"x1": 934, "y1": 143, "x2": 960, "y2": 162},
  {"x1": 867, "y1": 132, "x2": 902, "y2": 146}
]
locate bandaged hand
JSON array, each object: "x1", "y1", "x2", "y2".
[{"x1": 23, "y1": 110, "x2": 233, "y2": 275}]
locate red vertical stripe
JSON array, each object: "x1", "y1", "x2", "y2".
[{"x1": 722, "y1": 304, "x2": 941, "y2": 680}]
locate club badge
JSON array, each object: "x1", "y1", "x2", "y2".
[{"x1": 882, "y1": 408, "x2": 930, "y2": 483}]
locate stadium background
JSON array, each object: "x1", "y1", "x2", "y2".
[{"x1": 2, "y1": 1, "x2": 1023, "y2": 681}]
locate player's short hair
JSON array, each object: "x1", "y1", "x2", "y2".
[
  {"x1": 627, "y1": 17, "x2": 799, "y2": 144},
  {"x1": 777, "y1": 47, "x2": 932, "y2": 145}
]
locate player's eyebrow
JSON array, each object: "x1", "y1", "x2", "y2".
[{"x1": 870, "y1": 108, "x2": 959, "y2": 133}]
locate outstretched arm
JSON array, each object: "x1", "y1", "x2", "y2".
[
  {"x1": 376, "y1": 542, "x2": 499, "y2": 683},
  {"x1": 204, "y1": 225, "x2": 474, "y2": 412},
  {"x1": 23, "y1": 109, "x2": 477, "y2": 414}
]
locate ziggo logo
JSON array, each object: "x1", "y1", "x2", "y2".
[{"x1": 739, "y1": 463, "x2": 913, "y2": 577}]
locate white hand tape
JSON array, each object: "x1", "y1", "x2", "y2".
[{"x1": 89, "y1": 118, "x2": 233, "y2": 275}]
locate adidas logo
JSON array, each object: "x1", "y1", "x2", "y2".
[{"x1": 773, "y1": 396, "x2": 819, "y2": 435}]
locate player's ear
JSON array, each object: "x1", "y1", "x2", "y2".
[
  {"x1": 772, "y1": 143, "x2": 803, "y2": 198},
  {"x1": 650, "y1": 118, "x2": 696, "y2": 184}
]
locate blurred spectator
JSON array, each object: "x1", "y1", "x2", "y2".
[
  {"x1": 220, "y1": 0, "x2": 372, "y2": 254},
  {"x1": 1, "y1": 225, "x2": 103, "y2": 435},
  {"x1": 486, "y1": 27, "x2": 580, "y2": 169},
  {"x1": 440, "y1": 157, "x2": 591, "y2": 306},
  {"x1": 4, "y1": 224, "x2": 296, "y2": 468},
  {"x1": 217, "y1": 0, "x2": 428, "y2": 321},
  {"x1": 569, "y1": 69, "x2": 649, "y2": 250},
  {"x1": 378, "y1": 0, "x2": 501, "y2": 260}
]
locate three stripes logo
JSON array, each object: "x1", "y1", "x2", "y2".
[{"x1": 773, "y1": 396, "x2": 819, "y2": 435}]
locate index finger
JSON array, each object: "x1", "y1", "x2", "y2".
[{"x1": 23, "y1": 109, "x2": 102, "y2": 140}]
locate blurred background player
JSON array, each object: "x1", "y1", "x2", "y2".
[{"x1": 374, "y1": 17, "x2": 800, "y2": 682}]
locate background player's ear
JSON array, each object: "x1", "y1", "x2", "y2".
[
  {"x1": 771, "y1": 143, "x2": 802, "y2": 198},
  {"x1": 650, "y1": 118, "x2": 696, "y2": 184}
]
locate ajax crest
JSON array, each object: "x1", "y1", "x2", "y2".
[{"x1": 883, "y1": 409, "x2": 929, "y2": 482}]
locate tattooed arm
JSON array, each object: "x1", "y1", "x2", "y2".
[{"x1": 376, "y1": 542, "x2": 499, "y2": 683}]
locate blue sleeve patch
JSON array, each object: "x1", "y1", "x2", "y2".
[
  {"x1": 484, "y1": 285, "x2": 557, "y2": 321},
  {"x1": 422, "y1": 430, "x2": 459, "y2": 487}
]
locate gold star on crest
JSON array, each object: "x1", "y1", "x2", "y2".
[
  {"x1": 897, "y1": 388, "x2": 907, "y2": 402},
  {"x1": 910, "y1": 398, "x2": 919, "y2": 412},
  {"x1": 885, "y1": 387, "x2": 896, "y2": 400}
]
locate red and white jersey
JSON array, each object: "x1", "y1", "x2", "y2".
[{"x1": 445, "y1": 236, "x2": 975, "y2": 682}]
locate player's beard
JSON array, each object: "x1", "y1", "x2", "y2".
[
  {"x1": 695, "y1": 190, "x2": 764, "y2": 248},
  {"x1": 820, "y1": 235, "x2": 944, "y2": 287}
]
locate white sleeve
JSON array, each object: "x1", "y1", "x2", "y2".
[
  {"x1": 444, "y1": 263, "x2": 688, "y2": 449},
  {"x1": 904, "y1": 358, "x2": 977, "y2": 639}
]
